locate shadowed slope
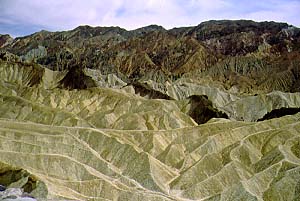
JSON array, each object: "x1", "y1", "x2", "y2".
[
  {"x1": 187, "y1": 95, "x2": 228, "y2": 124},
  {"x1": 258, "y1": 107, "x2": 300, "y2": 121},
  {"x1": 59, "y1": 66, "x2": 97, "y2": 89}
]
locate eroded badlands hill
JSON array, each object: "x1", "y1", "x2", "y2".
[
  {"x1": 0, "y1": 20, "x2": 300, "y2": 201},
  {"x1": 2, "y1": 20, "x2": 300, "y2": 93}
]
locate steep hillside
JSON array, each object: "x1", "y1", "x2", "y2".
[
  {"x1": 2, "y1": 20, "x2": 300, "y2": 93},
  {"x1": 0, "y1": 20, "x2": 300, "y2": 201}
]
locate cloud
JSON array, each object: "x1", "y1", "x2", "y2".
[
  {"x1": 0, "y1": 0, "x2": 299, "y2": 36},
  {"x1": 245, "y1": 0, "x2": 300, "y2": 25}
]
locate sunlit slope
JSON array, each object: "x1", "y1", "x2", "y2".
[
  {"x1": 0, "y1": 114, "x2": 299, "y2": 200},
  {"x1": 0, "y1": 62, "x2": 196, "y2": 130},
  {"x1": 129, "y1": 78, "x2": 300, "y2": 121},
  {"x1": 0, "y1": 60, "x2": 300, "y2": 200},
  {"x1": 2, "y1": 60, "x2": 300, "y2": 124}
]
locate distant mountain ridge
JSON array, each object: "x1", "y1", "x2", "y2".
[{"x1": 1, "y1": 20, "x2": 300, "y2": 94}]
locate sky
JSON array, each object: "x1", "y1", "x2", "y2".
[{"x1": 0, "y1": 0, "x2": 300, "y2": 37}]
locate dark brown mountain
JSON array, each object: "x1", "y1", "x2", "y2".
[
  {"x1": 0, "y1": 34, "x2": 13, "y2": 48},
  {"x1": 1, "y1": 20, "x2": 300, "y2": 93}
]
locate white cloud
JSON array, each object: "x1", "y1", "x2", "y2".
[
  {"x1": 100, "y1": 0, "x2": 188, "y2": 29},
  {"x1": 0, "y1": 0, "x2": 299, "y2": 36},
  {"x1": 188, "y1": 0, "x2": 232, "y2": 11},
  {"x1": 1, "y1": 0, "x2": 123, "y2": 29},
  {"x1": 245, "y1": 1, "x2": 300, "y2": 26}
]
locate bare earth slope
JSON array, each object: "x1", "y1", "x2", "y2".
[
  {"x1": 2, "y1": 20, "x2": 300, "y2": 93},
  {"x1": 0, "y1": 20, "x2": 300, "y2": 201}
]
